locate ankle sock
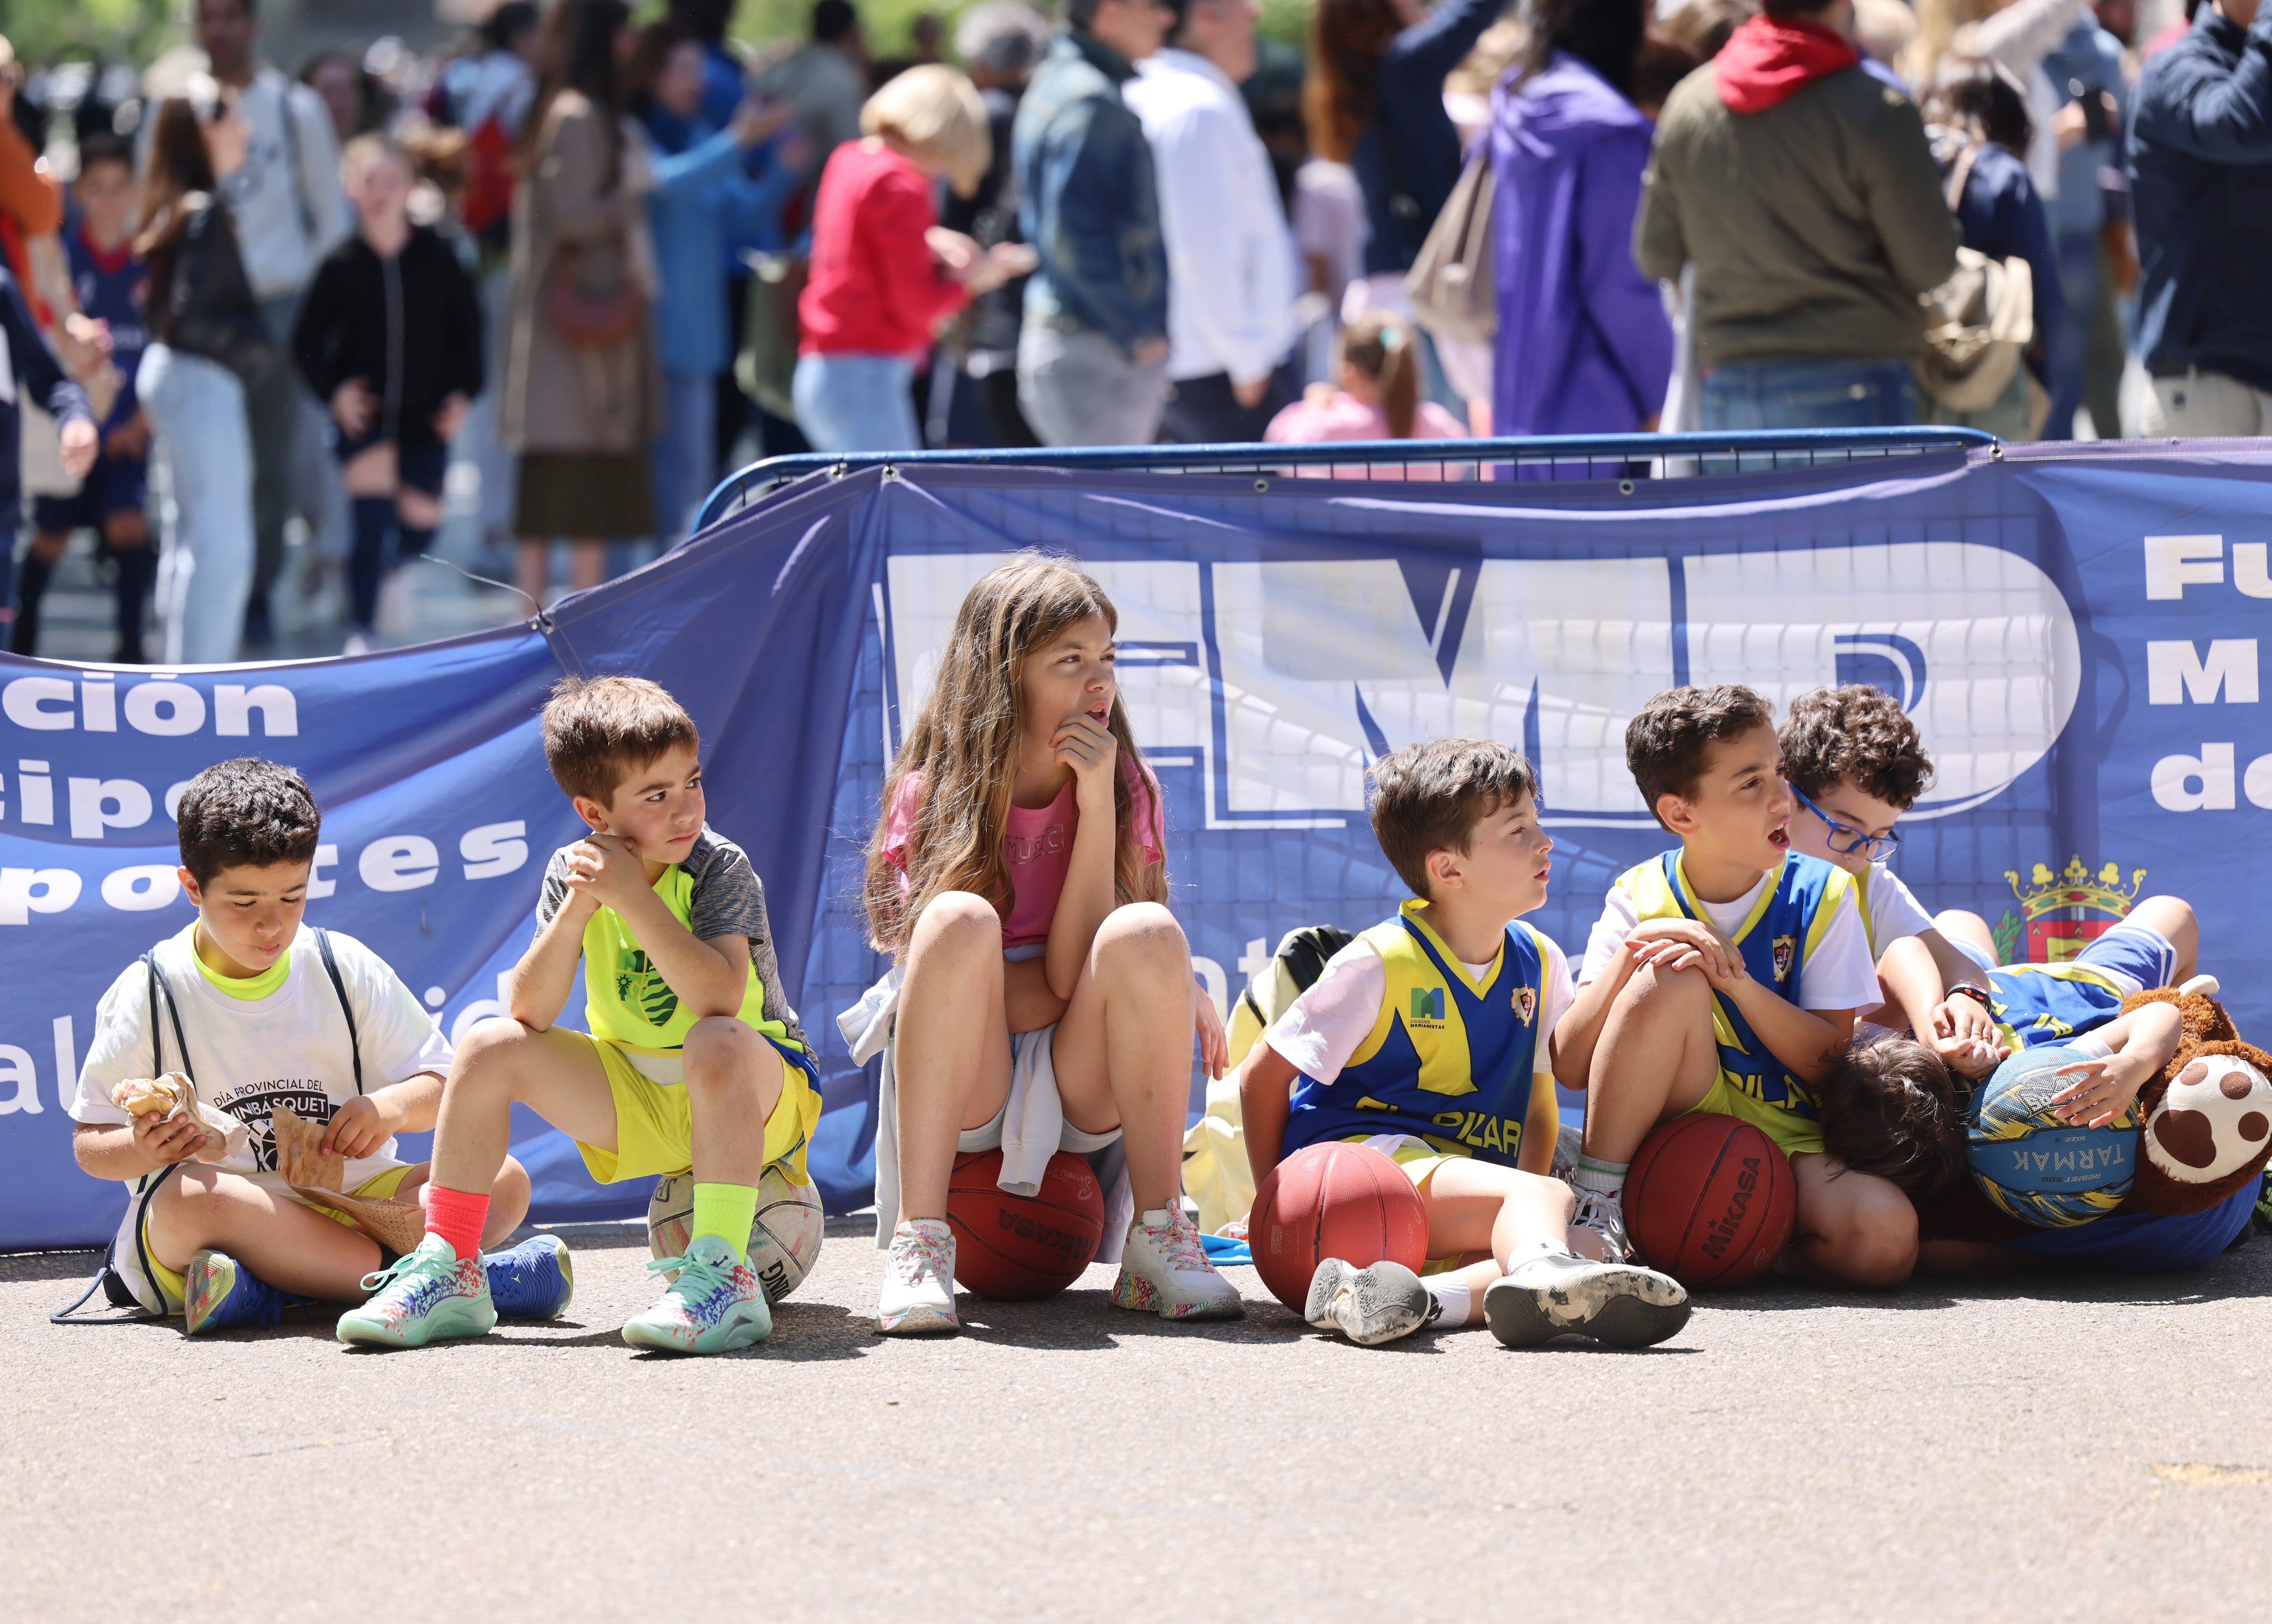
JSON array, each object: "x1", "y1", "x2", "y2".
[
  {"x1": 1426, "y1": 1281, "x2": 1472, "y2": 1326},
  {"x1": 424, "y1": 1184, "x2": 491, "y2": 1261},
  {"x1": 690, "y1": 1181, "x2": 760, "y2": 1262},
  {"x1": 1572, "y1": 1156, "x2": 1629, "y2": 1199}
]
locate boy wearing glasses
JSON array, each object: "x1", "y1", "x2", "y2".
[{"x1": 1553, "y1": 686, "x2": 1904, "y2": 1287}]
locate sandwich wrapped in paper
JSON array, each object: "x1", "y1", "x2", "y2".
[{"x1": 109, "y1": 1071, "x2": 242, "y2": 1156}]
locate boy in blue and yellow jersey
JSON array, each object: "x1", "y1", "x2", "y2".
[
  {"x1": 341, "y1": 677, "x2": 822, "y2": 1355},
  {"x1": 1554, "y1": 686, "x2": 1904, "y2": 1288},
  {"x1": 1239, "y1": 739, "x2": 1689, "y2": 1351}
]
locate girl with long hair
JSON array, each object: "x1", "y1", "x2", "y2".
[
  {"x1": 135, "y1": 78, "x2": 276, "y2": 666},
  {"x1": 1264, "y1": 310, "x2": 1464, "y2": 475},
  {"x1": 859, "y1": 553, "x2": 1239, "y2": 1334}
]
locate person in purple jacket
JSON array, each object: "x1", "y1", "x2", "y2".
[{"x1": 1487, "y1": 0, "x2": 1672, "y2": 436}]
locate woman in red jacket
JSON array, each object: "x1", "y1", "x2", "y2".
[{"x1": 792, "y1": 65, "x2": 1033, "y2": 452}]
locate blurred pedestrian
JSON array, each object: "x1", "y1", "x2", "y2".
[
  {"x1": 301, "y1": 49, "x2": 384, "y2": 143},
  {"x1": 1012, "y1": 0, "x2": 1174, "y2": 446},
  {"x1": 1265, "y1": 308, "x2": 1465, "y2": 472},
  {"x1": 758, "y1": 0, "x2": 871, "y2": 170},
  {"x1": 794, "y1": 65, "x2": 1027, "y2": 451},
  {"x1": 136, "y1": 81, "x2": 275, "y2": 666},
  {"x1": 1126, "y1": 0, "x2": 1298, "y2": 442},
  {"x1": 2039, "y1": 0, "x2": 2128, "y2": 436},
  {"x1": 1634, "y1": 0, "x2": 1959, "y2": 428},
  {"x1": 505, "y1": 0, "x2": 659, "y2": 602},
  {"x1": 1487, "y1": 0, "x2": 1670, "y2": 435}
]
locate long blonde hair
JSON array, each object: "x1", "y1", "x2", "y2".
[
  {"x1": 1900, "y1": 0, "x2": 1992, "y2": 96},
  {"x1": 864, "y1": 553, "x2": 1167, "y2": 953}
]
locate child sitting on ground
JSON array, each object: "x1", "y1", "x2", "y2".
[
  {"x1": 343, "y1": 676, "x2": 822, "y2": 1353},
  {"x1": 1554, "y1": 684, "x2": 1909, "y2": 1286},
  {"x1": 67, "y1": 758, "x2": 556, "y2": 1332},
  {"x1": 1265, "y1": 310, "x2": 1466, "y2": 474},
  {"x1": 1237, "y1": 738, "x2": 1689, "y2": 1349}
]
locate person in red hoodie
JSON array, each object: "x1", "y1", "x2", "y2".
[
  {"x1": 792, "y1": 64, "x2": 1035, "y2": 452},
  {"x1": 1633, "y1": 0, "x2": 1960, "y2": 428}
]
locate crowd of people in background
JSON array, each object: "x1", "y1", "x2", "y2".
[{"x1": 0, "y1": 0, "x2": 2248, "y2": 661}]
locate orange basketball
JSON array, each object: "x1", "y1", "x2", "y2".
[
  {"x1": 1625, "y1": 1116, "x2": 1797, "y2": 1288},
  {"x1": 1250, "y1": 1142, "x2": 1429, "y2": 1310},
  {"x1": 944, "y1": 1149, "x2": 1107, "y2": 1300}
]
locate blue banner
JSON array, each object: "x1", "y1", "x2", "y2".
[{"x1": 5, "y1": 441, "x2": 2267, "y2": 1249}]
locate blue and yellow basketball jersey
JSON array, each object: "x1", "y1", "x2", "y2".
[
  {"x1": 1986, "y1": 963, "x2": 2126, "y2": 1052},
  {"x1": 1281, "y1": 899, "x2": 1550, "y2": 1168},
  {"x1": 1614, "y1": 850, "x2": 1856, "y2": 1125}
]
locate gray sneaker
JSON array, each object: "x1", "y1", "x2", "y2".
[
  {"x1": 1570, "y1": 1188, "x2": 1632, "y2": 1261},
  {"x1": 1484, "y1": 1249, "x2": 1690, "y2": 1350},
  {"x1": 1304, "y1": 1257, "x2": 1437, "y2": 1346}
]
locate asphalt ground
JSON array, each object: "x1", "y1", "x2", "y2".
[{"x1": 5, "y1": 1219, "x2": 2270, "y2": 1623}]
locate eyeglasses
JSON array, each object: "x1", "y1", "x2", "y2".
[{"x1": 1791, "y1": 784, "x2": 1901, "y2": 861}]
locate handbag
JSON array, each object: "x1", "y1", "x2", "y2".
[
  {"x1": 1915, "y1": 143, "x2": 2035, "y2": 414},
  {"x1": 543, "y1": 243, "x2": 645, "y2": 351},
  {"x1": 1405, "y1": 142, "x2": 1496, "y2": 348}
]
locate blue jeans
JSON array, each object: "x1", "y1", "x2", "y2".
[
  {"x1": 792, "y1": 353, "x2": 921, "y2": 454},
  {"x1": 1699, "y1": 357, "x2": 1917, "y2": 430},
  {"x1": 651, "y1": 371, "x2": 718, "y2": 541},
  {"x1": 139, "y1": 343, "x2": 253, "y2": 666}
]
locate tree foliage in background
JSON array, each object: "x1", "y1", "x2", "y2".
[
  {"x1": 3, "y1": 0, "x2": 177, "y2": 70},
  {"x1": 727, "y1": 0, "x2": 1308, "y2": 64}
]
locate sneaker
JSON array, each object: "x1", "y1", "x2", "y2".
[
  {"x1": 876, "y1": 1218, "x2": 958, "y2": 1335},
  {"x1": 1483, "y1": 1249, "x2": 1690, "y2": 1350},
  {"x1": 183, "y1": 1249, "x2": 286, "y2": 1335},
  {"x1": 485, "y1": 1233, "x2": 574, "y2": 1320},
  {"x1": 335, "y1": 1235, "x2": 496, "y2": 1348},
  {"x1": 1304, "y1": 1257, "x2": 1436, "y2": 1346},
  {"x1": 1571, "y1": 1188, "x2": 1632, "y2": 1261},
  {"x1": 621, "y1": 1235, "x2": 771, "y2": 1354},
  {"x1": 1113, "y1": 1205, "x2": 1245, "y2": 1320}
]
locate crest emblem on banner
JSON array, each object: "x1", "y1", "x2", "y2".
[
  {"x1": 1999, "y1": 857, "x2": 2146, "y2": 963},
  {"x1": 1511, "y1": 984, "x2": 1537, "y2": 1024},
  {"x1": 1771, "y1": 935, "x2": 1796, "y2": 982}
]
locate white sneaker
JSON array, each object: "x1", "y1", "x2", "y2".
[
  {"x1": 1305, "y1": 1257, "x2": 1436, "y2": 1346},
  {"x1": 1483, "y1": 1249, "x2": 1690, "y2": 1350},
  {"x1": 1571, "y1": 1188, "x2": 1632, "y2": 1261},
  {"x1": 876, "y1": 1218, "x2": 958, "y2": 1335},
  {"x1": 1113, "y1": 1206, "x2": 1245, "y2": 1320}
]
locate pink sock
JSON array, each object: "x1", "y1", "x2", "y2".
[{"x1": 424, "y1": 1185, "x2": 490, "y2": 1261}]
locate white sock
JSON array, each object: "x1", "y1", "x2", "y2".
[
  {"x1": 1427, "y1": 1281, "x2": 1471, "y2": 1325},
  {"x1": 1572, "y1": 1156, "x2": 1628, "y2": 1198}
]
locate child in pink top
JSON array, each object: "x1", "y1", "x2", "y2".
[
  {"x1": 1266, "y1": 310, "x2": 1467, "y2": 479},
  {"x1": 863, "y1": 552, "x2": 1239, "y2": 1336}
]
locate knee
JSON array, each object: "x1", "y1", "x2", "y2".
[
  {"x1": 397, "y1": 488, "x2": 442, "y2": 529},
  {"x1": 681, "y1": 1016, "x2": 763, "y2": 1085},
  {"x1": 1815, "y1": 1172, "x2": 1918, "y2": 1289},
  {"x1": 105, "y1": 511, "x2": 149, "y2": 549},
  {"x1": 150, "y1": 1163, "x2": 225, "y2": 1219},
  {"x1": 908, "y1": 890, "x2": 1003, "y2": 961},
  {"x1": 1619, "y1": 960, "x2": 1712, "y2": 1016},
  {"x1": 491, "y1": 1154, "x2": 532, "y2": 1211},
  {"x1": 1090, "y1": 902, "x2": 1187, "y2": 979},
  {"x1": 2137, "y1": 894, "x2": 2197, "y2": 945},
  {"x1": 449, "y1": 1018, "x2": 542, "y2": 1094}
]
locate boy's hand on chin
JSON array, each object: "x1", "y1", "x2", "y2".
[{"x1": 566, "y1": 833, "x2": 648, "y2": 912}]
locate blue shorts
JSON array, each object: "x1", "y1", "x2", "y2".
[
  {"x1": 31, "y1": 450, "x2": 148, "y2": 533},
  {"x1": 1953, "y1": 920, "x2": 2178, "y2": 996},
  {"x1": 2006, "y1": 1180, "x2": 2256, "y2": 1271}
]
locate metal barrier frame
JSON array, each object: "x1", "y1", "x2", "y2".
[{"x1": 690, "y1": 426, "x2": 2001, "y2": 536}]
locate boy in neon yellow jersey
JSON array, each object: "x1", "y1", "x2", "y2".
[
  {"x1": 69, "y1": 758, "x2": 549, "y2": 1333},
  {"x1": 342, "y1": 677, "x2": 820, "y2": 1354},
  {"x1": 1554, "y1": 685, "x2": 1911, "y2": 1289}
]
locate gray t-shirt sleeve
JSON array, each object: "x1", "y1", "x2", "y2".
[
  {"x1": 536, "y1": 846, "x2": 574, "y2": 929},
  {"x1": 685, "y1": 829, "x2": 806, "y2": 1048}
]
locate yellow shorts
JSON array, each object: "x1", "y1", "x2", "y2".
[
  {"x1": 1682, "y1": 1072, "x2": 1826, "y2": 1158},
  {"x1": 570, "y1": 1029, "x2": 822, "y2": 1186},
  {"x1": 142, "y1": 1164, "x2": 414, "y2": 1314}
]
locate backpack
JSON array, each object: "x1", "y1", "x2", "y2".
[
  {"x1": 461, "y1": 112, "x2": 517, "y2": 240},
  {"x1": 1914, "y1": 143, "x2": 2035, "y2": 414},
  {"x1": 51, "y1": 930, "x2": 366, "y2": 1322}
]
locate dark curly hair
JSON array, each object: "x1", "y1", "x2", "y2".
[
  {"x1": 1779, "y1": 684, "x2": 1934, "y2": 809},
  {"x1": 175, "y1": 758, "x2": 322, "y2": 886},
  {"x1": 1368, "y1": 738, "x2": 1539, "y2": 898},
  {"x1": 1624, "y1": 684, "x2": 1774, "y2": 830},
  {"x1": 1819, "y1": 1035, "x2": 1968, "y2": 1198}
]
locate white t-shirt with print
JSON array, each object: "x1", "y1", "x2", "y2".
[
  {"x1": 1577, "y1": 864, "x2": 1882, "y2": 1014},
  {"x1": 70, "y1": 923, "x2": 453, "y2": 1192},
  {"x1": 1852, "y1": 859, "x2": 1935, "y2": 958},
  {"x1": 1265, "y1": 929, "x2": 1576, "y2": 1085}
]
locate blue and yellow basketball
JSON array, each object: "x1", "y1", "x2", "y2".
[{"x1": 1967, "y1": 1045, "x2": 2140, "y2": 1227}]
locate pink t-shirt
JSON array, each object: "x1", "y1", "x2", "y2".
[
  {"x1": 881, "y1": 762, "x2": 1166, "y2": 950},
  {"x1": 1264, "y1": 388, "x2": 1467, "y2": 480}
]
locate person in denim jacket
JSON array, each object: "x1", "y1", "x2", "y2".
[{"x1": 1011, "y1": 1, "x2": 1172, "y2": 447}]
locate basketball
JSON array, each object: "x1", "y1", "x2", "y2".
[
  {"x1": 1249, "y1": 1141, "x2": 1428, "y2": 1310},
  {"x1": 1969, "y1": 1045, "x2": 2139, "y2": 1226},
  {"x1": 1625, "y1": 1116, "x2": 1798, "y2": 1288},
  {"x1": 647, "y1": 1166, "x2": 826, "y2": 1303},
  {"x1": 944, "y1": 1149, "x2": 1107, "y2": 1299}
]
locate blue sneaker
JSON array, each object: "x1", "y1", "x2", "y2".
[
  {"x1": 485, "y1": 1233, "x2": 574, "y2": 1320},
  {"x1": 183, "y1": 1249, "x2": 286, "y2": 1336},
  {"x1": 621, "y1": 1235, "x2": 771, "y2": 1354}
]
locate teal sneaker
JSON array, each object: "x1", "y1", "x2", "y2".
[
  {"x1": 184, "y1": 1250, "x2": 287, "y2": 1336},
  {"x1": 336, "y1": 1235, "x2": 496, "y2": 1348},
  {"x1": 621, "y1": 1234, "x2": 772, "y2": 1354},
  {"x1": 485, "y1": 1233, "x2": 574, "y2": 1320}
]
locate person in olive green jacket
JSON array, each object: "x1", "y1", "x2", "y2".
[{"x1": 1633, "y1": 0, "x2": 1960, "y2": 428}]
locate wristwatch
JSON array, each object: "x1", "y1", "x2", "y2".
[{"x1": 1947, "y1": 984, "x2": 1993, "y2": 1008}]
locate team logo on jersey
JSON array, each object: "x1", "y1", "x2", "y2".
[
  {"x1": 1409, "y1": 986, "x2": 1446, "y2": 1026},
  {"x1": 615, "y1": 947, "x2": 680, "y2": 1027},
  {"x1": 1511, "y1": 983, "x2": 1537, "y2": 1024},
  {"x1": 1771, "y1": 934, "x2": 1796, "y2": 982}
]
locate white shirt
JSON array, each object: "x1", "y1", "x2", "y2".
[
  {"x1": 1266, "y1": 929, "x2": 1576, "y2": 1085},
  {"x1": 71, "y1": 923, "x2": 453, "y2": 1192},
  {"x1": 1577, "y1": 862, "x2": 1882, "y2": 1014},
  {"x1": 1125, "y1": 48, "x2": 1297, "y2": 385},
  {"x1": 220, "y1": 64, "x2": 350, "y2": 300},
  {"x1": 1852, "y1": 859, "x2": 1936, "y2": 959}
]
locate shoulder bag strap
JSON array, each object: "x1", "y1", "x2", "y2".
[{"x1": 315, "y1": 928, "x2": 363, "y2": 1095}]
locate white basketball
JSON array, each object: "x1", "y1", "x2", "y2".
[
  {"x1": 2144, "y1": 1054, "x2": 2272, "y2": 1186},
  {"x1": 648, "y1": 1166, "x2": 826, "y2": 1303}
]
